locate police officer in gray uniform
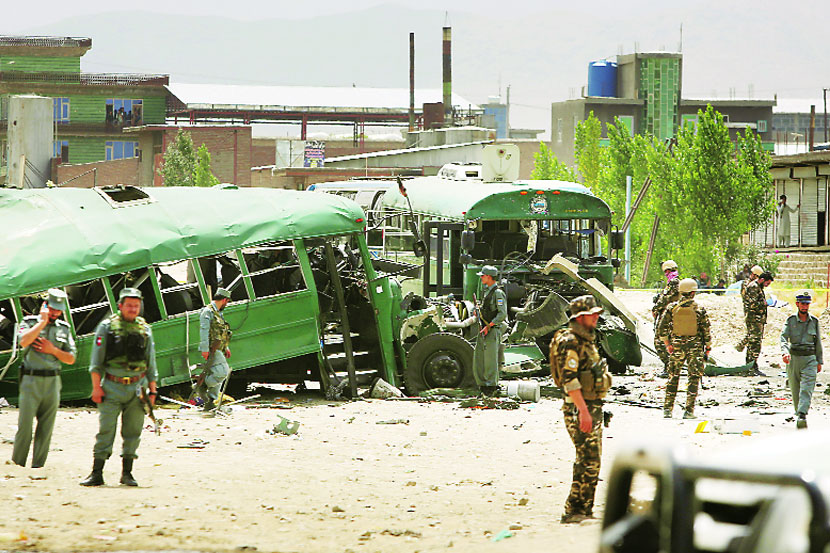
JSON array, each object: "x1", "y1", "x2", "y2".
[
  {"x1": 781, "y1": 290, "x2": 824, "y2": 429},
  {"x1": 12, "y1": 289, "x2": 76, "y2": 468},
  {"x1": 81, "y1": 288, "x2": 157, "y2": 487},
  {"x1": 473, "y1": 266, "x2": 508, "y2": 396},
  {"x1": 198, "y1": 288, "x2": 232, "y2": 410}
]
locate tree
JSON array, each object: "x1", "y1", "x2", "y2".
[
  {"x1": 194, "y1": 144, "x2": 220, "y2": 187},
  {"x1": 158, "y1": 129, "x2": 196, "y2": 187},
  {"x1": 530, "y1": 142, "x2": 577, "y2": 181}
]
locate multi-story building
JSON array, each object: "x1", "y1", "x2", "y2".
[
  {"x1": 0, "y1": 35, "x2": 168, "y2": 182},
  {"x1": 549, "y1": 52, "x2": 775, "y2": 165}
]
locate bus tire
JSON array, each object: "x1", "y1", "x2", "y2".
[{"x1": 404, "y1": 333, "x2": 475, "y2": 395}]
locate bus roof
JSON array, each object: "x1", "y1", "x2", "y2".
[
  {"x1": 0, "y1": 186, "x2": 365, "y2": 300},
  {"x1": 381, "y1": 177, "x2": 612, "y2": 221}
]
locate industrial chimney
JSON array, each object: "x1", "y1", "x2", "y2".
[{"x1": 442, "y1": 26, "x2": 452, "y2": 127}]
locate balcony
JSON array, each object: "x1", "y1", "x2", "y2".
[{"x1": 0, "y1": 71, "x2": 169, "y2": 87}]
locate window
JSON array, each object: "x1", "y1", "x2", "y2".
[
  {"x1": 757, "y1": 120, "x2": 768, "y2": 133},
  {"x1": 155, "y1": 260, "x2": 205, "y2": 317},
  {"x1": 65, "y1": 279, "x2": 113, "y2": 336},
  {"x1": 105, "y1": 141, "x2": 139, "y2": 161},
  {"x1": 53, "y1": 97, "x2": 70, "y2": 123},
  {"x1": 239, "y1": 242, "x2": 308, "y2": 300},
  {"x1": 53, "y1": 139, "x2": 69, "y2": 161},
  {"x1": 681, "y1": 114, "x2": 698, "y2": 130},
  {"x1": 557, "y1": 118, "x2": 563, "y2": 143},
  {"x1": 617, "y1": 115, "x2": 634, "y2": 137},
  {"x1": 105, "y1": 98, "x2": 142, "y2": 126}
]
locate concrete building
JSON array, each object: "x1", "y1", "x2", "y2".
[
  {"x1": 772, "y1": 99, "x2": 830, "y2": 155},
  {"x1": 549, "y1": 52, "x2": 775, "y2": 165},
  {"x1": 0, "y1": 35, "x2": 169, "y2": 183}
]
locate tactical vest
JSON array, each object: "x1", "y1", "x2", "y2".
[
  {"x1": 550, "y1": 329, "x2": 612, "y2": 400},
  {"x1": 208, "y1": 304, "x2": 231, "y2": 350},
  {"x1": 480, "y1": 286, "x2": 500, "y2": 324},
  {"x1": 672, "y1": 300, "x2": 698, "y2": 337},
  {"x1": 104, "y1": 314, "x2": 149, "y2": 371}
]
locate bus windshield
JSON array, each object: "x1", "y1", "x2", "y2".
[{"x1": 468, "y1": 218, "x2": 609, "y2": 263}]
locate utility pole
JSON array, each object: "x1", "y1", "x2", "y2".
[{"x1": 823, "y1": 88, "x2": 828, "y2": 143}]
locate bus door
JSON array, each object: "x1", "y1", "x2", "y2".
[{"x1": 422, "y1": 221, "x2": 464, "y2": 297}]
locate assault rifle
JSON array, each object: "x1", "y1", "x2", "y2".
[
  {"x1": 139, "y1": 385, "x2": 162, "y2": 435},
  {"x1": 187, "y1": 339, "x2": 222, "y2": 405}
]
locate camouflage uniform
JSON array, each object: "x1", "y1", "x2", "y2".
[
  {"x1": 198, "y1": 301, "x2": 232, "y2": 404},
  {"x1": 652, "y1": 278, "x2": 680, "y2": 368},
  {"x1": 743, "y1": 280, "x2": 767, "y2": 365},
  {"x1": 550, "y1": 299, "x2": 610, "y2": 520},
  {"x1": 657, "y1": 294, "x2": 711, "y2": 416}
]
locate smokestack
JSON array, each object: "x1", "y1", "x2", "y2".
[
  {"x1": 442, "y1": 26, "x2": 452, "y2": 127},
  {"x1": 810, "y1": 105, "x2": 816, "y2": 151},
  {"x1": 409, "y1": 32, "x2": 415, "y2": 132}
]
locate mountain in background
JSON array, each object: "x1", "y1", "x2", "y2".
[{"x1": 19, "y1": 1, "x2": 828, "y2": 138}]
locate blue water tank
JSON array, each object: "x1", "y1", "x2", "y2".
[{"x1": 587, "y1": 60, "x2": 617, "y2": 97}]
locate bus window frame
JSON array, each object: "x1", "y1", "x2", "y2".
[
  {"x1": 189, "y1": 258, "x2": 210, "y2": 306},
  {"x1": 146, "y1": 266, "x2": 169, "y2": 320},
  {"x1": 234, "y1": 249, "x2": 256, "y2": 302}
]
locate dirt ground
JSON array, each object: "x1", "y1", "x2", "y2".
[{"x1": 1, "y1": 289, "x2": 828, "y2": 553}]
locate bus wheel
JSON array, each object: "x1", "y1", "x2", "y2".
[{"x1": 405, "y1": 333, "x2": 475, "y2": 395}]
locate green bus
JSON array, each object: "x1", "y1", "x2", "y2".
[
  {"x1": 310, "y1": 162, "x2": 642, "y2": 372},
  {"x1": 0, "y1": 184, "x2": 543, "y2": 402}
]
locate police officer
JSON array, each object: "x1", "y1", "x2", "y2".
[
  {"x1": 736, "y1": 265, "x2": 763, "y2": 352},
  {"x1": 550, "y1": 295, "x2": 610, "y2": 524},
  {"x1": 652, "y1": 260, "x2": 681, "y2": 377},
  {"x1": 81, "y1": 288, "x2": 157, "y2": 487},
  {"x1": 781, "y1": 290, "x2": 824, "y2": 429},
  {"x1": 473, "y1": 266, "x2": 507, "y2": 397},
  {"x1": 658, "y1": 278, "x2": 711, "y2": 419},
  {"x1": 198, "y1": 288, "x2": 232, "y2": 410},
  {"x1": 12, "y1": 289, "x2": 76, "y2": 468},
  {"x1": 743, "y1": 271, "x2": 774, "y2": 375}
]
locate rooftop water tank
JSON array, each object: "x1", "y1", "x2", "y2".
[{"x1": 587, "y1": 60, "x2": 617, "y2": 98}]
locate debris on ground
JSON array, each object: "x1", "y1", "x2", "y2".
[
  {"x1": 458, "y1": 398, "x2": 521, "y2": 410},
  {"x1": 177, "y1": 439, "x2": 209, "y2": 449},
  {"x1": 376, "y1": 419, "x2": 410, "y2": 425},
  {"x1": 367, "y1": 378, "x2": 404, "y2": 399},
  {"x1": 267, "y1": 415, "x2": 300, "y2": 435}
]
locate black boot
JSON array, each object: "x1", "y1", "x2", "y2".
[
  {"x1": 120, "y1": 457, "x2": 138, "y2": 486},
  {"x1": 80, "y1": 458, "x2": 105, "y2": 487}
]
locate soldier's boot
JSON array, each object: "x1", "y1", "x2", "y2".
[
  {"x1": 735, "y1": 340, "x2": 745, "y2": 352},
  {"x1": 120, "y1": 457, "x2": 138, "y2": 486},
  {"x1": 683, "y1": 410, "x2": 697, "y2": 419},
  {"x1": 80, "y1": 458, "x2": 105, "y2": 487},
  {"x1": 750, "y1": 361, "x2": 766, "y2": 377},
  {"x1": 560, "y1": 513, "x2": 587, "y2": 524},
  {"x1": 663, "y1": 407, "x2": 672, "y2": 418},
  {"x1": 796, "y1": 413, "x2": 807, "y2": 429}
]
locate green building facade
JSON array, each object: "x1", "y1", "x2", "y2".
[{"x1": 0, "y1": 36, "x2": 168, "y2": 178}]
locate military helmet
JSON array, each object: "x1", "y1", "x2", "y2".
[
  {"x1": 678, "y1": 278, "x2": 698, "y2": 293},
  {"x1": 46, "y1": 288, "x2": 68, "y2": 311},
  {"x1": 795, "y1": 289, "x2": 813, "y2": 304},
  {"x1": 661, "y1": 260, "x2": 678, "y2": 272},
  {"x1": 476, "y1": 265, "x2": 499, "y2": 277},
  {"x1": 569, "y1": 295, "x2": 603, "y2": 320},
  {"x1": 118, "y1": 287, "x2": 143, "y2": 302},
  {"x1": 750, "y1": 265, "x2": 763, "y2": 276}
]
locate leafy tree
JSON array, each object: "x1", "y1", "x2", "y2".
[
  {"x1": 574, "y1": 111, "x2": 602, "y2": 185},
  {"x1": 158, "y1": 129, "x2": 196, "y2": 187},
  {"x1": 194, "y1": 144, "x2": 220, "y2": 187},
  {"x1": 530, "y1": 142, "x2": 577, "y2": 181}
]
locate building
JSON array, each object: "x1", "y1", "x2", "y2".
[
  {"x1": 0, "y1": 35, "x2": 169, "y2": 183},
  {"x1": 549, "y1": 52, "x2": 775, "y2": 165},
  {"x1": 771, "y1": 99, "x2": 830, "y2": 155}
]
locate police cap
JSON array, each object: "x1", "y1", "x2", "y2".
[
  {"x1": 569, "y1": 295, "x2": 603, "y2": 320},
  {"x1": 661, "y1": 260, "x2": 678, "y2": 272},
  {"x1": 118, "y1": 287, "x2": 143, "y2": 302},
  {"x1": 46, "y1": 288, "x2": 68, "y2": 311},
  {"x1": 795, "y1": 290, "x2": 813, "y2": 304},
  {"x1": 214, "y1": 287, "x2": 231, "y2": 300},
  {"x1": 476, "y1": 265, "x2": 499, "y2": 277}
]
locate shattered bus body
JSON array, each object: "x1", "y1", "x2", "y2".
[
  {"x1": 0, "y1": 184, "x2": 512, "y2": 402},
  {"x1": 309, "y1": 152, "x2": 641, "y2": 374}
]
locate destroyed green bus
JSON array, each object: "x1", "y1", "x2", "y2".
[
  {"x1": 0, "y1": 185, "x2": 543, "y2": 402},
  {"x1": 309, "y1": 158, "x2": 642, "y2": 373}
]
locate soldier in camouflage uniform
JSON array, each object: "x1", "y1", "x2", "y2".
[
  {"x1": 658, "y1": 278, "x2": 711, "y2": 419},
  {"x1": 81, "y1": 288, "x2": 157, "y2": 487},
  {"x1": 744, "y1": 271, "x2": 774, "y2": 374},
  {"x1": 736, "y1": 265, "x2": 763, "y2": 352},
  {"x1": 198, "y1": 288, "x2": 233, "y2": 410},
  {"x1": 652, "y1": 260, "x2": 681, "y2": 377},
  {"x1": 550, "y1": 295, "x2": 611, "y2": 524}
]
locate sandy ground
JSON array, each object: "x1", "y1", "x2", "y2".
[{"x1": 1, "y1": 289, "x2": 828, "y2": 553}]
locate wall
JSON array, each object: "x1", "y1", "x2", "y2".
[
  {"x1": 549, "y1": 100, "x2": 587, "y2": 167},
  {"x1": 53, "y1": 157, "x2": 140, "y2": 187},
  {"x1": 153, "y1": 126, "x2": 252, "y2": 186},
  {"x1": 0, "y1": 55, "x2": 81, "y2": 73}
]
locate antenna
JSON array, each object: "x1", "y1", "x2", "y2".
[
  {"x1": 444, "y1": 10, "x2": 450, "y2": 26},
  {"x1": 679, "y1": 23, "x2": 683, "y2": 52}
]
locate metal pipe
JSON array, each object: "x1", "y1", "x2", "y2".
[
  {"x1": 442, "y1": 26, "x2": 452, "y2": 127},
  {"x1": 625, "y1": 175, "x2": 632, "y2": 283},
  {"x1": 444, "y1": 316, "x2": 476, "y2": 329},
  {"x1": 810, "y1": 105, "x2": 816, "y2": 151},
  {"x1": 409, "y1": 32, "x2": 415, "y2": 132}
]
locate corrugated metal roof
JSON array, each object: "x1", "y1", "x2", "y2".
[{"x1": 166, "y1": 83, "x2": 478, "y2": 111}]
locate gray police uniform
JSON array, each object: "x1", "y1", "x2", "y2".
[
  {"x1": 781, "y1": 313, "x2": 824, "y2": 415},
  {"x1": 89, "y1": 314, "x2": 158, "y2": 460},
  {"x1": 199, "y1": 302, "x2": 231, "y2": 402},
  {"x1": 473, "y1": 282, "x2": 508, "y2": 388},
  {"x1": 12, "y1": 316, "x2": 76, "y2": 467}
]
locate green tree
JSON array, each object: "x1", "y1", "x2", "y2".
[
  {"x1": 530, "y1": 142, "x2": 578, "y2": 181},
  {"x1": 194, "y1": 144, "x2": 220, "y2": 187},
  {"x1": 158, "y1": 129, "x2": 196, "y2": 187},
  {"x1": 574, "y1": 112, "x2": 603, "y2": 185}
]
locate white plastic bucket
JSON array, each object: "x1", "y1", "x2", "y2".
[{"x1": 504, "y1": 380, "x2": 540, "y2": 402}]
